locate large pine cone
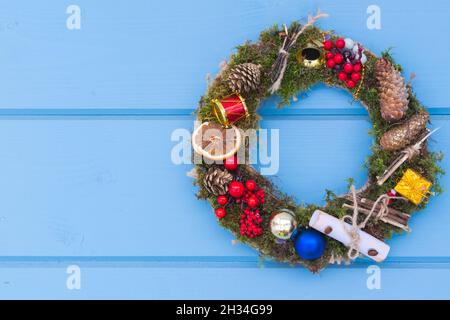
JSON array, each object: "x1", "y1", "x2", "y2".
[
  {"x1": 227, "y1": 63, "x2": 262, "y2": 94},
  {"x1": 380, "y1": 110, "x2": 429, "y2": 151},
  {"x1": 375, "y1": 58, "x2": 409, "y2": 122},
  {"x1": 203, "y1": 167, "x2": 233, "y2": 196}
]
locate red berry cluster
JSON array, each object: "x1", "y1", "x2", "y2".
[
  {"x1": 324, "y1": 38, "x2": 362, "y2": 89},
  {"x1": 239, "y1": 180, "x2": 266, "y2": 238},
  {"x1": 215, "y1": 179, "x2": 266, "y2": 238},
  {"x1": 235, "y1": 181, "x2": 265, "y2": 205},
  {"x1": 240, "y1": 208, "x2": 263, "y2": 238}
]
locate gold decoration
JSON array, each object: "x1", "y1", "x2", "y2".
[
  {"x1": 380, "y1": 110, "x2": 429, "y2": 151},
  {"x1": 394, "y1": 169, "x2": 432, "y2": 205},
  {"x1": 353, "y1": 64, "x2": 365, "y2": 100},
  {"x1": 296, "y1": 46, "x2": 324, "y2": 68}
]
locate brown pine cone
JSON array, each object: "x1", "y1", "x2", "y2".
[
  {"x1": 375, "y1": 58, "x2": 409, "y2": 122},
  {"x1": 203, "y1": 167, "x2": 233, "y2": 196},
  {"x1": 227, "y1": 63, "x2": 262, "y2": 94},
  {"x1": 379, "y1": 110, "x2": 429, "y2": 151}
]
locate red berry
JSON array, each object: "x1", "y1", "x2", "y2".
[
  {"x1": 323, "y1": 40, "x2": 333, "y2": 51},
  {"x1": 229, "y1": 181, "x2": 245, "y2": 198},
  {"x1": 343, "y1": 63, "x2": 353, "y2": 73},
  {"x1": 335, "y1": 38, "x2": 345, "y2": 49},
  {"x1": 387, "y1": 189, "x2": 397, "y2": 205},
  {"x1": 325, "y1": 52, "x2": 334, "y2": 60},
  {"x1": 217, "y1": 195, "x2": 228, "y2": 206},
  {"x1": 388, "y1": 189, "x2": 397, "y2": 197},
  {"x1": 353, "y1": 63, "x2": 362, "y2": 73},
  {"x1": 245, "y1": 180, "x2": 257, "y2": 191},
  {"x1": 351, "y1": 72, "x2": 361, "y2": 82},
  {"x1": 333, "y1": 53, "x2": 343, "y2": 64},
  {"x1": 247, "y1": 196, "x2": 259, "y2": 208},
  {"x1": 326, "y1": 59, "x2": 336, "y2": 69},
  {"x1": 224, "y1": 155, "x2": 238, "y2": 171},
  {"x1": 215, "y1": 207, "x2": 226, "y2": 219},
  {"x1": 338, "y1": 71, "x2": 348, "y2": 81},
  {"x1": 346, "y1": 80, "x2": 356, "y2": 89}
]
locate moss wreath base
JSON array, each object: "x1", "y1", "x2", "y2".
[{"x1": 191, "y1": 14, "x2": 444, "y2": 273}]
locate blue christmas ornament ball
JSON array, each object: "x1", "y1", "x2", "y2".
[{"x1": 294, "y1": 229, "x2": 326, "y2": 260}]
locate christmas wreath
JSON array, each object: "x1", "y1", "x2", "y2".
[{"x1": 190, "y1": 11, "x2": 444, "y2": 272}]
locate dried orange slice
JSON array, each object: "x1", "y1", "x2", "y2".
[{"x1": 192, "y1": 121, "x2": 241, "y2": 161}]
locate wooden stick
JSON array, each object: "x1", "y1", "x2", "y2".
[
  {"x1": 343, "y1": 194, "x2": 410, "y2": 222},
  {"x1": 358, "y1": 197, "x2": 410, "y2": 221},
  {"x1": 342, "y1": 193, "x2": 410, "y2": 231},
  {"x1": 342, "y1": 203, "x2": 407, "y2": 225},
  {"x1": 269, "y1": 9, "x2": 328, "y2": 93},
  {"x1": 376, "y1": 128, "x2": 439, "y2": 186},
  {"x1": 377, "y1": 152, "x2": 410, "y2": 186},
  {"x1": 342, "y1": 203, "x2": 410, "y2": 231},
  {"x1": 342, "y1": 203, "x2": 405, "y2": 224}
]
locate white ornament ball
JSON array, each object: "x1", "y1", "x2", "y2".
[
  {"x1": 360, "y1": 53, "x2": 367, "y2": 64},
  {"x1": 270, "y1": 209, "x2": 297, "y2": 240},
  {"x1": 352, "y1": 44, "x2": 360, "y2": 54},
  {"x1": 344, "y1": 38, "x2": 354, "y2": 50}
]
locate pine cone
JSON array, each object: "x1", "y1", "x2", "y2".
[
  {"x1": 227, "y1": 63, "x2": 262, "y2": 94},
  {"x1": 375, "y1": 58, "x2": 409, "y2": 122},
  {"x1": 203, "y1": 167, "x2": 233, "y2": 196},
  {"x1": 380, "y1": 110, "x2": 429, "y2": 151}
]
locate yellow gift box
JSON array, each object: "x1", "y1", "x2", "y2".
[{"x1": 394, "y1": 169, "x2": 432, "y2": 205}]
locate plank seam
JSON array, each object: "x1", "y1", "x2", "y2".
[
  {"x1": 0, "y1": 108, "x2": 449, "y2": 117},
  {"x1": 0, "y1": 256, "x2": 449, "y2": 269}
]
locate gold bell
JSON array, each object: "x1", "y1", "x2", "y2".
[{"x1": 297, "y1": 41, "x2": 324, "y2": 68}]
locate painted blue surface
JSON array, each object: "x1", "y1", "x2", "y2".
[{"x1": 0, "y1": 0, "x2": 449, "y2": 299}]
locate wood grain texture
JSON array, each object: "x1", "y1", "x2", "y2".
[
  {"x1": 2, "y1": 266, "x2": 450, "y2": 299},
  {"x1": 0, "y1": 117, "x2": 447, "y2": 258},
  {"x1": 0, "y1": 0, "x2": 449, "y2": 109},
  {"x1": 0, "y1": 0, "x2": 449, "y2": 299}
]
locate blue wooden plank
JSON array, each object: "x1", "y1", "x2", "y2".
[
  {"x1": 0, "y1": 117, "x2": 447, "y2": 258},
  {"x1": 1, "y1": 266, "x2": 450, "y2": 299},
  {"x1": 1, "y1": 105, "x2": 450, "y2": 117},
  {"x1": 0, "y1": 0, "x2": 449, "y2": 300},
  {"x1": 0, "y1": 0, "x2": 449, "y2": 109},
  {"x1": 1, "y1": 255, "x2": 450, "y2": 268}
]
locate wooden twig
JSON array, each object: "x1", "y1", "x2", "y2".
[
  {"x1": 342, "y1": 204, "x2": 409, "y2": 231},
  {"x1": 358, "y1": 196, "x2": 410, "y2": 221},
  {"x1": 343, "y1": 202, "x2": 407, "y2": 225},
  {"x1": 342, "y1": 194, "x2": 410, "y2": 231},
  {"x1": 344, "y1": 194, "x2": 410, "y2": 219},
  {"x1": 269, "y1": 9, "x2": 329, "y2": 94},
  {"x1": 377, "y1": 128, "x2": 439, "y2": 185}
]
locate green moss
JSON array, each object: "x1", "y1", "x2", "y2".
[{"x1": 193, "y1": 22, "x2": 444, "y2": 272}]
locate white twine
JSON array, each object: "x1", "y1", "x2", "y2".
[
  {"x1": 341, "y1": 185, "x2": 407, "y2": 260},
  {"x1": 403, "y1": 146, "x2": 421, "y2": 160}
]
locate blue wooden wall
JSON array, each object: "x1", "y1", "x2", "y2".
[{"x1": 0, "y1": 0, "x2": 450, "y2": 299}]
